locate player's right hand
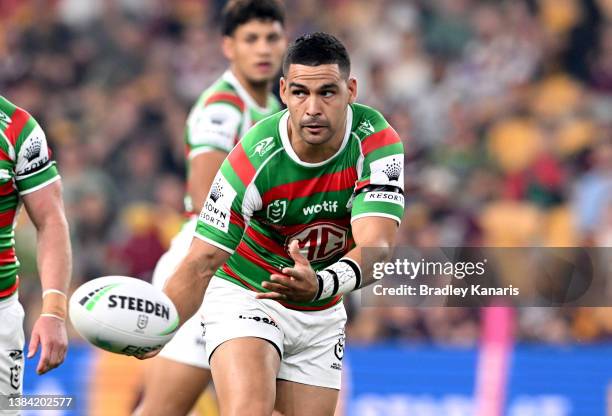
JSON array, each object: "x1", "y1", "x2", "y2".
[
  {"x1": 27, "y1": 315, "x2": 68, "y2": 374},
  {"x1": 258, "y1": 240, "x2": 318, "y2": 302},
  {"x1": 134, "y1": 348, "x2": 162, "y2": 360}
]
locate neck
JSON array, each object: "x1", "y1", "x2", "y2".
[
  {"x1": 287, "y1": 116, "x2": 347, "y2": 164},
  {"x1": 230, "y1": 66, "x2": 270, "y2": 108}
]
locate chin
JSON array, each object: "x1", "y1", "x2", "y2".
[
  {"x1": 246, "y1": 75, "x2": 271, "y2": 88},
  {"x1": 303, "y1": 134, "x2": 332, "y2": 146}
]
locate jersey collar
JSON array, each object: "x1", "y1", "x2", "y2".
[
  {"x1": 222, "y1": 70, "x2": 272, "y2": 113},
  {"x1": 279, "y1": 105, "x2": 353, "y2": 167}
]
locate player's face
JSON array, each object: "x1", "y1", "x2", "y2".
[
  {"x1": 223, "y1": 19, "x2": 286, "y2": 85},
  {"x1": 280, "y1": 64, "x2": 357, "y2": 146}
]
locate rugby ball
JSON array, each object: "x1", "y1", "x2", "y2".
[{"x1": 69, "y1": 276, "x2": 179, "y2": 356}]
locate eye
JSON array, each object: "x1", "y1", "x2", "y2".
[
  {"x1": 267, "y1": 33, "x2": 281, "y2": 43},
  {"x1": 321, "y1": 91, "x2": 335, "y2": 97},
  {"x1": 292, "y1": 90, "x2": 307, "y2": 97}
]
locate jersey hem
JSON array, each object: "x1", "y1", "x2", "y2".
[
  {"x1": 351, "y1": 212, "x2": 402, "y2": 225},
  {"x1": 193, "y1": 233, "x2": 235, "y2": 254},
  {"x1": 18, "y1": 175, "x2": 60, "y2": 196},
  {"x1": 188, "y1": 146, "x2": 229, "y2": 160}
]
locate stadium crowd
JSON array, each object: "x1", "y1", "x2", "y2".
[{"x1": 1, "y1": 0, "x2": 611, "y2": 345}]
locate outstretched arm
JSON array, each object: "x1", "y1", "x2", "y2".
[
  {"x1": 22, "y1": 180, "x2": 72, "y2": 374},
  {"x1": 163, "y1": 238, "x2": 231, "y2": 328}
]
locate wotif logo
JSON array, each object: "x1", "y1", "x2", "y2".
[{"x1": 302, "y1": 201, "x2": 338, "y2": 215}]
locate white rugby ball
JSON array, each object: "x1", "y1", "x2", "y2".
[{"x1": 69, "y1": 276, "x2": 179, "y2": 356}]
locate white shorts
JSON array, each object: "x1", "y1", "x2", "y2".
[
  {"x1": 152, "y1": 218, "x2": 209, "y2": 369},
  {"x1": 0, "y1": 293, "x2": 25, "y2": 415},
  {"x1": 202, "y1": 277, "x2": 347, "y2": 390}
]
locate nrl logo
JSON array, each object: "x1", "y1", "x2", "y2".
[
  {"x1": 358, "y1": 119, "x2": 374, "y2": 135},
  {"x1": 266, "y1": 199, "x2": 287, "y2": 223},
  {"x1": 252, "y1": 136, "x2": 275, "y2": 157},
  {"x1": 136, "y1": 314, "x2": 149, "y2": 330}
]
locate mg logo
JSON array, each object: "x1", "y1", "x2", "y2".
[
  {"x1": 288, "y1": 222, "x2": 349, "y2": 262},
  {"x1": 267, "y1": 199, "x2": 288, "y2": 223}
]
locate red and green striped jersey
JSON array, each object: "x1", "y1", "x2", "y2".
[
  {"x1": 0, "y1": 96, "x2": 60, "y2": 298},
  {"x1": 183, "y1": 70, "x2": 281, "y2": 213},
  {"x1": 195, "y1": 103, "x2": 404, "y2": 310}
]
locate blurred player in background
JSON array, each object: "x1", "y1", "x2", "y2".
[
  {"x1": 137, "y1": 0, "x2": 287, "y2": 415},
  {"x1": 0, "y1": 97, "x2": 72, "y2": 408},
  {"x1": 151, "y1": 33, "x2": 404, "y2": 416}
]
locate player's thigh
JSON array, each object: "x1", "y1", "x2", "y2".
[
  {"x1": 275, "y1": 380, "x2": 339, "y2": 416},
  {"x1": 139, "y1": 357, "x2": 212, "y2": 416},
  {"x1": 210, "y1": 337, "x2": 280, "y2": 416}
]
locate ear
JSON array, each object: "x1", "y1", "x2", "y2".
[
  {"x1": 222, "y1": 36, "x2": 234, "y2": 61},
  {"x1": 279, "y1": 77, "x2": 288, "y2": 105},
  {"x1": 347, "y1": 77, "x2": 357, "y2": 104}
]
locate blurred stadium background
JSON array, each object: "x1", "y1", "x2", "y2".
[{"x1": 1, "y1": 0, "x2": 611, "y2": 415}]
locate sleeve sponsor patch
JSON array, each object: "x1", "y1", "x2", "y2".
[
  {"x1": 198, "y1": 173, "x2": 237, "y2": 232},
  {"x1": 15, "y1": 125, "x2": 52, "y2": 177},
  {"x1": 364, "y1": 191, "x2": 404, "y2": 206},
  {"x1": 368, "y1": 154, "x2": 404, "y2": 190},
  {"x1": 187, "y1": 103, "x2": 242, "y2": 152}
]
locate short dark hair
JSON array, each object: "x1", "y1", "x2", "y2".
[
  {"x1": 221, "y1": 0, "x2": 285, "y2": 36},
  {"x1": 282, "y1": 32, "x2": 351, "y2": 78}
]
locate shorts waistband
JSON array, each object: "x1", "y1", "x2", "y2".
[{"x1": 0, "y1": 290, "x2": 18, "y2": 309}]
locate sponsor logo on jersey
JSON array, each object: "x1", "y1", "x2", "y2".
[
  {"x1": 266, "y1": 199, "x2": 288, "y2": 223},
  {"x1": 24, "y1": 139, "x2": 41, "y2": 162},
  {"x1": 288, "y1": 222, "x2": 349, "y2": 262},
  {"x1": 0, "y1": 110, "x2": 11, "y2": 126},
  {"x1": 107, "y1": 294, "x2": 171, "y2": 320},
  {"x1": 369, "y1": 155, "x2": 404, "y2": 189},
  {"x1": 188, "y1": 104, "x2": 241, "y2": 149},
  {"x1": 200, "y1": 175, "x2": 236, "y2": 232},
  {"x1": 16, "y1": 128, "x2": 50, "y2": 176},
  {"x1": 358, "y1": 119, "x2": 375, "y2": 135},
  {"x1": 364, "y1": 192, "x2": 404, "y2": 206},
  {"x1": 252, "y1": 136, "x2": 275, "y2": 157},
  {"x1": 302, "y1": 201, "x2": 338, "y2": 215}
]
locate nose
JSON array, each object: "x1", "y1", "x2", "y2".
[
  {"x1": 256, "y1": 38, "x2": 272, "y2": 55},
  {"x1": 305, "y1": 95, "x2": 322, "y2": 117}
]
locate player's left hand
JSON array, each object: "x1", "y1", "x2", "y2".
[
  {"x1": 27, "y1": 315, "x2": 68, "y2": 375},
  {"x1": 258, "y1": 239, "x2": 318, "y2": 302}
]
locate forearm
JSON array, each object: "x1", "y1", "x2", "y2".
[
  {"x1": 36, "y1": 214, "x2": 72, "y2": 293},
  {"x1": 163, "y1": 239, "x2": 229, "y2": 325},
  {"x1": 312, "y1": 217, "x2": 397, "y2": 301},
  {"x1": 342, "y1": 243, "x2": 392, "y2": 288}
]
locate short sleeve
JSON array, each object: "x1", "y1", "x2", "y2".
[
  {"x1": 14, "y1": 122, "x2": 59, "y2": 195},
  {"x1": 351, "y1": 125, "x2": 405, "y2": 225},
  {"x1": 186, "y1": 102, "x2": 243, "y2": 159}
]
